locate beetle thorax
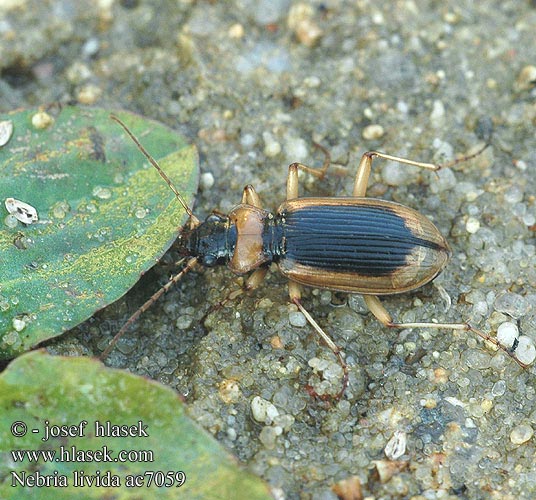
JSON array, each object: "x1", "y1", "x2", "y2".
[{"x1": 227, "y1": 204, "x2": 274, "y2": 274}]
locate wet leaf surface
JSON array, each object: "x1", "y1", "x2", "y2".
[
  {"x1": 0, "y1": 351, "x2": 273, "y2": 499},
  {"x1": 0, "y1": 106, "x2": 199, "y2": 358}
]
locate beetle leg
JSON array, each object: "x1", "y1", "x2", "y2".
[
  {"x1": 353, "y1": 151, "x2": 439, "y2": 197},
  {"x1": 286, "y1": 143, "x2": 333, "y2": 200},
  {"x1": 295, "y1": 143, "x2": 332, "y2": 178},
  {"x1": 353, "y1": 143, "x2": 492, "y2": 197},
  {"x1": 289, "y1": 282, "x2": 349, "y2": 399},
  {"x1": 288, "y1": 280, "x2": 302, "y2": 301},
  {"x1": 363, "y1": 295, "x2": 528, "y2": 368},
  {"x1": 287, "y1": 163, "x2": 300, "y2": 199},
  {"x1": 227, "y1": 267, "x2": 268, "y2": 302},
  {"x1": 245, "y1": 266, "x2": 268, "y2": 290},
  {"x1": 241, "y1": 184, "x2": 263, "y2": 208}
]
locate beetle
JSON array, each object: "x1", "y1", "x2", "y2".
[{"x1": 103, "y1": 115, "x2": 523, "y2": 397}]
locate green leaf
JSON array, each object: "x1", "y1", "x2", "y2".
[
  {"x1": 0, "y1": 351, "x2": 273, "y2": 499},
  {"x1": 0, "y1": 106, "x2": 199, "y2": 358}
]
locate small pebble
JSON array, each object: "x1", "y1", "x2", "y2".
[
  {"x1": 252, "y1": 0, "x2": 288, "y2": 25},
  {"x1": 319, "y1": 290, "x2": 331, "y2": 306},
  {"x1": 273, "y1": 414, "x2": 295, "y2": 432},
  {"x1": 175, "y1": 314, "x2": 193, "y2": 330},
  {"x1": 515, "y1": 159, "x2": 527, "y2": 171},
  {"x1": 284, "y1": 136, "x2": 308, "y2": 162},
  {"x1": 240, "y1": 133, "x2": 256, "y2": 149},
  {"x1": 287, "y1": 3, "x2": 323, "y2": 47},
  {"x1": 432, "y1": 138, "x2": 454, "y2": 162},
  {"x1": 496, "y1": 322, "x2": 519, "y2": 349},
  {"x1": 4, "y1": 214, "x2": 18, "y2": 228},
  {"x1": 362, "y1": 124, "x2": 384, "y2": 140},
  {"x1": 308, "y1": 357, "x2": 342, "y2": 382},
  {"x1": 31, "y1": 111, "x2": 54, "y2": 129},
  {"x1": 465, "y1": 217, "x2": 480, "y2": 234},
  {"x1": 515, "y1": 336, "x2": 536, "y2": 365},
  {"x1": 473, "y1": 300, "x2": 488, "y2": 316},
  {"x1": 514, "y1": 65, "x2": 536, "y2": 92},
  {"x1": 443, "y1": 11, "x2": 460, "y2": 24},
  {"x1": 251, "y1": 396, "x2": 279, "y2": 424},
  {"x1": 481, "y1": 399, "x2": 493, "y2": 413},
  {"x1": 0, "y1": 120, "x2": 13, "y2": 147},
  {"x1": 259, "y1": 425, "x2": 282, "y2": 449},
  {"x1": 494, "y1": 292, "x2": 529, "y2": 319},
  {"x1": 65, "y1": 62, "x2": 92, "y2": 84},
  {"x1": 429, "y1": 167, "x2": 456, "y2": 193},
  {"x1": 504, "y1": 185, "x2": 524, "y2": 204},
  {"x1": 384, "y1": 430, "x2": 407, "y2": 460},
  {"x1": 77, "y1": 84, "x2": 103, "y2": 105},
  {"x1": 430, "y1": 100, "x2": 446, "y2": 128},
  {"x1": 228, "y1": 23, "x2": 244, "y2": 39},
  {"x1": 200, "y1": 172, "x2": 215, "y2": 190},
  {"x1": 4, "y1": 198, "x2": 38, "y2": 224},
  {"x1": 270, "y1": 335, "x2": 283, "y2": 349},
  {"x1": 523, "y1": 213, "x2": 535, "y2": 226},
  {"x1": 262, "y1": 131, "x2": 281, "y2": 157},
  {"x1": 303, "y1": 75, "x2": 320, "y2": 88},
  {"x1": 289, "y1": 311, "x2": 306, "y2": 327},
  {"x1": 218, "y1": 379, "x2": 241, "y2": 404},
  {"x1": 444, "y1": 396, "x2": 465, "y2": 407},
  {"x1": 82, "y1": 37, "x2": 100, "y2": 57},
  {"x1": 371, "y1": 11, "x2": 385, "y2": 24},
  {"x1": 373, "y1": 460, "x2": 407, "y2": 483},
  {"x1": 12, "y1": 317, "x2": 26, "y2": 332},
  {"x1": 491, "y1": 380, "x2": 506, "y2": 397},
  {"x1": 397, "y1": 100, "x2": 409, "y2": 114},
  {"x1": 510, "y1": 424, "x2": 534, "y2": 445},
  {"x1": 332, "y1": 476, "x2": 363, "y2": 499}
]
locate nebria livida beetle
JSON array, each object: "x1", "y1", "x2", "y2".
[{"x1": 103, "y1": 115, "x2": 526, "y2": 398}]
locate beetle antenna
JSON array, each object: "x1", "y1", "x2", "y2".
[
  {"x1": 100, "y1": 256, "x2": 199, "y2": 360},
  {"x1": 110, "y1": 114, "x2": 199, "y2": 226},
  {"x1": 440, "y1": 119, "x2": 493, "y2": 169},
  {"x1": 439, "y1": 141, "x2": 491, "y2": 170}
]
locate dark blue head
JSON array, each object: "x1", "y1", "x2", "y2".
[{"x1": 180, "y1": 213, "x2": 237, "y2": 267}]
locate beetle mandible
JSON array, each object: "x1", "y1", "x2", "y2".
[{"x1": 103, "y1": 115, "x2": 524, "y2": 398}]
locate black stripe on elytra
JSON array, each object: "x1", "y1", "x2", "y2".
[{"x1": 277, "y1": 204, "x2": 444, "y2": 276}]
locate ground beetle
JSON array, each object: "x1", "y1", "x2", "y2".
[{"x1": 104, "y1": 115, "x2": 523, "y2": 397}]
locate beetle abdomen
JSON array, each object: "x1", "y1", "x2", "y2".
[{"x1": 276, "y1": 198, "x2": 450, "y2": 294}]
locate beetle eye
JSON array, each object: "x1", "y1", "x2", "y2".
[
  {"x1": 203, "y1": 255, "x2": 217, "y2": 267},
  {"x1": 206, "y1": 214, "x2": 222, "y2": 223}
]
